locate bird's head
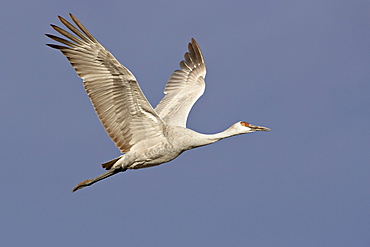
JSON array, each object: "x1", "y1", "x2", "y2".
[{"x1": 233, "y1": 121, "x2": 270, "y2": 134}]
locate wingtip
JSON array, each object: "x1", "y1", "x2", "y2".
[
  {"x1": 56, "y1": 13, "x2": 75, "y2": 21},
  {"x1": 69, "y1": 13, "x2": 77, "y2": 22},
  {"x1": 69, "y1": 13, "x2": 82, "y2": 26},
  {"x1": 45, "y1": 43, "x2": 67, "y2": 50},
  {"x1": 189, "y1": 38, "x2": 201, "y2": 52}
]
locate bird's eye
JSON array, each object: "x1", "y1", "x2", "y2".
[{"x1": 240, "y1": 121, "x2": 250, "y2": 127}]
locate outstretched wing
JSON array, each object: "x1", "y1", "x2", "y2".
[
  {"x1": 46, "y1": 14, "x2": 165, "y2": 153},
  {"x1": 155, "y1": 38, "x2": 206, "y2": 127}
]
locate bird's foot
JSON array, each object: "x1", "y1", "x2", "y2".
[{"x1": 72, "y1": 179, "x2": 92, "y2": 192}]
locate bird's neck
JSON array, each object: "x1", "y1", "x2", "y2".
[
  {"x1": 203, "y1": 127, "x2": 241, "y2": 144},
  {"x1": 180, "y1": 125, "x2": 241, "y2": 149}
]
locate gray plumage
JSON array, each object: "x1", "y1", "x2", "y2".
[{"x1": 46, "y1": 14, "x2": 270, "y2": 192}]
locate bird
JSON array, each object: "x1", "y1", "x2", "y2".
[{"x1": 46, "y1": 14, "x2": 270, "y2": 192}]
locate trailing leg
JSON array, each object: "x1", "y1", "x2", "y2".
[{"x1": 72, "y1": 167, "x2": 127, "y2": 192}]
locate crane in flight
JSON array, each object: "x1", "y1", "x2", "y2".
[{"x1": 46, "y1": 14, "x2": 270, "y2": 192}]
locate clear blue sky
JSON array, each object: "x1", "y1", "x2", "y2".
[{"x1": 1, "y1": 1, "x2": 369, "y2": 246}]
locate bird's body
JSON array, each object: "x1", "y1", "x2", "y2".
[{"x1": 46, "y1": 14, "x2": 270, "y2": 192}]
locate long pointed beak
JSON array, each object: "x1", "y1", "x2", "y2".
[{"x1": 249, "y1": 124, "x2": 270, "y2": 132}]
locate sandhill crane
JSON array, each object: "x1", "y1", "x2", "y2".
[{"x1": 46, "y1": 14, "x2": 270, "y2": 192}]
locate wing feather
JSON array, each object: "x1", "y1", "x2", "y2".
[
  {"x1": 46, "y1": 14, "x2": 165, "y2": 153},
  {"x1": 155, "y1": 38, "x2": 206, "y2": 127}
]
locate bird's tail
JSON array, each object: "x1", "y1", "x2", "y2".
[{"x1": 101, "y1": 156, "x2": 121, "y2": 170}]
